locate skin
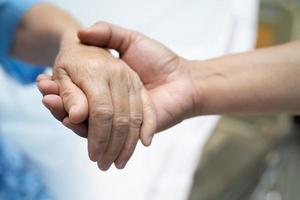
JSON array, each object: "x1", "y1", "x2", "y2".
[
  {"x1": 39, "y1": 22, "x2": 300, "y2": 170},
  {"x1": 44, "y1": 22, "x2": 197, "y2": 132},
  {"x1": 11, "y1": 4, "x2": 156, "y2": 171}
]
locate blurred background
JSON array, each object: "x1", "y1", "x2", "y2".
[
  {"x1": 2, "y1": 0, "x2": 300, "y2": 200},
  {"x1": 188, "y1": 1, "x2": 300, "y2": 200}
]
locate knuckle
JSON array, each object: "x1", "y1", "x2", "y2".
[
  {"x1": 128, "y1": 72, "x2": 142, "y2": 92},
  {"x1": 130, "y1": 114, "x2": 143, "y2": 128},
  {"x1": 104, "y1": 150, "x2": 118, "y2": 160},
  {"x1": 110, "y1": 60, "x2": 127, "y2": 75},
  {"x1": 111, "y1": 65, "x2": 123, "y2": 77},
  {"x1": 53, "y1": 67, "x2": 69, "y2": 81},
  {"x1": 84, "y1": 60, "x2": 104, "y2": 75},
  {"x1": 91, "y1": 106, "x2": 114, "y2": 121},
  {"x1": 61, "y1": 88, "x2": 75, "y2": 100},
  {"x1": 114, "y1": 116, "x2": 130, "y2": 131},
  {"x1": 54, "y1": 53, "x2": 65, "y2": 67},
  {"x1": 88, "y1": 58, "x2": 103, "y2": 67},
  {"x1": 94, "y1": 136, "x2": 109, "y2": 147}
]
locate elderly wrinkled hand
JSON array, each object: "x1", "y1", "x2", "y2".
[{"x1": 38, "y1": 34, "x2": 157, "y2": 171}]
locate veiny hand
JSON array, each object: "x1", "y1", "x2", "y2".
[
  {"x1": 40, "y1": 22, "x2": 198, "y2": 135},
  {"x1": 38, "y1": 35, "x2": 157, "y2": 171}
]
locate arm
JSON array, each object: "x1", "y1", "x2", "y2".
[
  {"x1": 39, "y1": 22, "x2": 300, "y2": 133},
  {"x1": 191, "y1": 41, "x2": 300, "y2": 115},
  {"x1": 74, "y1": 23, "x2": 300, "y2": 126},
  {"x1": 2, "y1": 3, "x2": 156, "y2": 171},
  {"x1": 39, "y1": 23, "x2": 300, "y2": 129},
  {"x1": 66, "y1": 23, "x2": 300, "y2": 128},
  {"x1": 38, "y1": 22, "x2": 300, "y2": 170},
  {"x1": 20, "y1": 6, "x2": 157, "y2": 170},
  {"x1": 12, "y1": 2, "x2": 80, "y2": 66},
  {"x1": 0, "y1": 1, "x2": 80, "y2": 83}
]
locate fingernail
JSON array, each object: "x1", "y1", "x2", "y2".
[
  {"x1": 116, "y1": 160, "x2": 127, "y2": 169},
  {"x1": 42, "y1": 99, "x2": 46, "y2": 107},
  {"x1": 69, "y1": 106, "x2": 79, "y2": 123},
  {"x1": 89, "y1": 155, "x2": 98, "y2": 162},
  {"x1": 42, "y1": 99, "x2": 50, "y2": 110},
  {"x1": 99, "y1": 162, "x2": 112, "y2": 171},
  {"x1": 62, "y1": 118, "x2": 70, "y2": 127},
  {"x1": 89, "y1": 151, "x2": 99, "y2": 162},
  {"x1": 69, "y1": 106, "x2": 76, "y2": 115},
  {"x1": 147, "y1": 135, "x2": 154, "y2": 146}
]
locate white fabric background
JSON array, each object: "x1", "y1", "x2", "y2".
[{"x1": 0, "y1": 0, "x2": 258, "y2": 199}]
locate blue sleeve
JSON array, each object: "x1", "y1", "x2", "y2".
[{"x1": 0, "y1": 0, "x2": 45, "y2": 84}]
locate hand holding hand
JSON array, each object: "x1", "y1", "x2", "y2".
[
  {"x1": 39, "y1": 22, "x2": 199, "y2": 170},
  {"x1": 77, "y1": 22, "x2": 197, "y2": 131}
]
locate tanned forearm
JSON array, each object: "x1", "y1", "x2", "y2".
[
  {"x1": 12, "y1": 3, "x2": 81, "y2": 66},
  {"x1": 188, "y1": 40, "x2": 300, "y2": 116}
]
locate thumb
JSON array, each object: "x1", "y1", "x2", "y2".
[
  {"x1": 78, "y1": 21, "x2": 139, "y2": 55},
  {"x1": 140, "y1": 88, "x2": 157, "y2": 146},
  {"x1": 42, "y1": 95, "x2": 88, "y2": 138},
  {"x1": 55, "y1": 73, "x2": 88, "y2": 124}
]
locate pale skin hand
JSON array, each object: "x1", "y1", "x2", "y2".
[
  {"x1": 39, "y1": 22, "x2": 300, "y2": 170},
  {"x1": 58, "y1": 40, "x2": 157, "y2": 171},
  {"x1": 13, "y1": 4, "x2": 157, "y2": 171}
]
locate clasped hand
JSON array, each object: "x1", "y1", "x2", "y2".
[{"x1": 37, "y1": 22, "x2": 196, "y2": 171}]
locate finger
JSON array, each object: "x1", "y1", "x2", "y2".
[
  {"x1": 37, "y1": 74, "x2": 52, "y2": 82},
  {"x1": 78, "y1": 21, "x2": 138, "y2": 55},
  {"x1": 62, "y1": 117, "x2": 88, "y2": 138},
  {"x1": 140, "y1": 88, "x2": 157, "y2": 146},
  {"x1": 98, "y1": 71, "x2": 130, "y2": 171},
  {"x1": 43, "y1": 94, "x2": 88, "y2": 138},
  {"x1": 114, "y1": 75, "x2": 142, "y2": 169},
  {"x1": 37, "y1": 79, "x2": 59, "y2": 96},
  {"x1": 42, "y1": 94, "x2": 67, "y2": 121},
  {"x1": 85, "y1": 81, "x2": 113, "y2": 162},
  {"x1": 57, "y1": 73, "x2": 88, "y2": 124}
]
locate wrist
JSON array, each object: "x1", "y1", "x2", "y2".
[
  {"x1": 184, "y1": 59, "x2": 206, "y2": 117},
  {"x1": 186, "y1": 58, "x2": 227, "y2": 116},
  {"x1": 174, "y1": 57, "x2": 208, "y2": 118}
]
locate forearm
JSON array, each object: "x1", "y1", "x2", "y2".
[
  {"x1": 189, "y1": 40, "x2": 300, "y2": 115},
  {"x1": 12, "y1": 3, "x2": 81, "y2": 66}
]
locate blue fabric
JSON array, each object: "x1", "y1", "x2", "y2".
[
  {"x1": 0, "y1": 1, "x2": 51, "y2": 199},
  {"x1": 0, "y1": 138, "x2": 52, "y2": 200},
  {"x1": 0, "y1": 0, "x2": 45, "y2": 84}
]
